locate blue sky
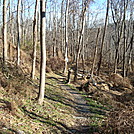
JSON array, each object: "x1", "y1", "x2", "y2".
[
  {"x1": 90, "y1": 0, "x2": 106, "y2": 15},
  {"x1": 88, "y1": 0, "x2": 107, "y2": 25},
  {"x1": 0, "y1": 0, "x2": 107, "y2": 25}
]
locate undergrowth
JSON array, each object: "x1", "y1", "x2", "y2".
[{"x1": 0, "y1": 62, "x2": 75, "y2": 133}]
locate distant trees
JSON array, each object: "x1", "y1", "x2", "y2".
[
  {"x1": 74, "y1": 0, "x2": 91, "y2": 81},
  {"x1": 43, "y1": 0, "x2": 133, "y2": 78},
  {"x1": 111, "y1": 0, "x2": 134, "y2": 77}
]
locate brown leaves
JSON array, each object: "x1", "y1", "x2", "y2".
[
  {"x1": 109, "y1": 73, "x2": 133, "y2": 89},
  {"x1": 104, "y1": 105, "x2": 134, "y2": 133}
]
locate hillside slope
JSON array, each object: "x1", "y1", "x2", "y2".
[{"x1": 0, "y1": 56, "x2": 134, "y2": 134}]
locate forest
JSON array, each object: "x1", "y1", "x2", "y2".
[{"x1": 0, "y1": 0, "x2": 134, "y2": 133}]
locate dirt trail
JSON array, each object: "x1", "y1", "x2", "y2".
[{"x1": 59, "y1": 83, "x2": 94, "y2": 134}]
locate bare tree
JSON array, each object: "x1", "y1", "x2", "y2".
[
  {"x1": 97, "y1": 0, "x2": 109, "y2": 75},
  {"x1": 74, "y1": 0, "x2": 90, "y2": 81},
  {"x1": 60, "y1": 0, "x2": 64, "y2": 54},
  {"x1": 17, "y1": 0, "x2": 22, "y2": 65},
  {"x1": 52, "y1": 1, "x2": 57, "y2": 57},
  {"x1": 3, "y1": 0, "x2": 8, "y2": 64},
  {"x1": 122, "y1": 0, "x2": 128, "y2": 77},
  {"x1": 91, "y1": 28, "x2": 101, "y2": 77},
  {"x1": 81, "y1": 0, "x2": 86, "y2": 74},
  {"x1": 127, "y1": 19, "x2": 134, "y2": 73},
  {"x1": 38, "y1": 0, "x2": 47, "y2": 105},
  {"x1": 31, "y1": 0, "x2": 39, "y2": 79},
  {"x1": 63, "y1": 0, "x2": 69, "y2": 74}
]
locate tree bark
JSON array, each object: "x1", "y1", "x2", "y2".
[
  {"x1": 17, "y1": 0, "x2": 22, "y2": 65},
  {"x1": 128, "y1": 33, "x2": 133, "y2": 72},
  {"x1": 38, "y1": 0, "x2": 47, "y2": 105},
  {"x1": 31, "y1": 0, "x2": 39, "y2": 79},
  {"x1": 123, "y1": 0, "x2": 128, "y2": 77},
  {"x1": 3, "y1": 0, "x2": 8, "y2": 64},
  {"x1": 97, "y1": 0, "x2": 109, "y2": 75},
  {"x1": 64, "y1": 0, "x2": 69, "y2": 74},
  {"x1": 61, "y1": 0, "x2": 64, "y2": 54},
  {"x1": 91, "y1": 28, "x2": 101, "y2": 77}
]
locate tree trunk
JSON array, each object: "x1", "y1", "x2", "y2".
[
  {"x1": 128, "y1": 33, "x2": 133, "y2": 72},
  {"x1": 97, "y1": 0, "x2": 109, "y2": 75},
  {"x1": 91, "y1": 28, "x2": 101, "y2": 77},
  {"x1": 113, "y1": 21, "x2": 124, "y2": 74},
  {"x1": 38, "y1": 0, "x2": 47, "y2": 105},
  {"x1": 61, "y1": 0, "x2": 64, "y2": 54},
  {"x1": 52, "y1": 4, "x2": 57, "y2": 57},
  {"x1": 81, "y1": 13, "x2": 86, "y2": 75},
  {"x1": 74, "y1": 0, "x2": 90, "y2": 81},
  {"x1": 3, "y1": 0, "x2": 8, "y2": 64},
  {"x1": 31, "y1": 0, "x2": 39, "y2": 79},
  {"x1": 17, "y1": 0, "x2": 22, "y2": 65},
  {"x1": 64, "y1": 0, "x2": 69, "y2": 74},
  {"x1": 123, "y1": 0, "x2": 127, "y2": 77}
]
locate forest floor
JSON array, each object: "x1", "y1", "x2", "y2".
[
  {"x1": 0, "y1": 58, "x2": 134, "y2": 133},
  {"x1": 0, "y1": 65, "x2": 108, "y2": 134}
]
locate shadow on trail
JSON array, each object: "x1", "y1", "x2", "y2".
[
  {"x1": 44, "y1": 95, "x2": 77, "y2": 110},
  {"x1": 22, "y1": 107, "x2": 74, "y2": 134},
  {"x1": 46, "y1": 76, "x2": 64, "y2": 83},
  {"x1": 44, "y1": 75, "x2": 109, "y2": 133},
  {"x1": 22, "y1": 107, "x2": 101, "y2": 134},
  {"x1": 45, "y1": 92, "x2": 107, "y2": 117},
  {"x1": 46, "y1": 76, "x2": 109, "y2": 116},
  {"x1": 45, "y1": 93, "x2": 106, "y2": 116},
  {"x1": 46, "y1": 82, "x2": 58, "y2": 88}
]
